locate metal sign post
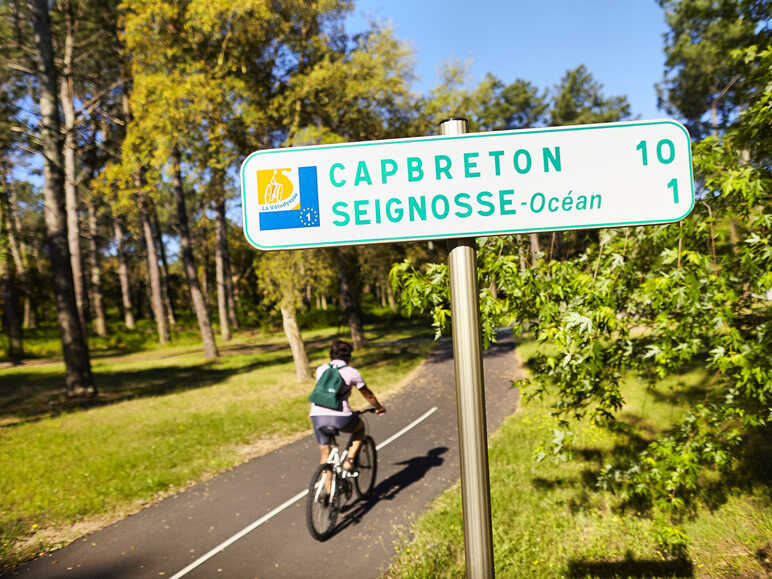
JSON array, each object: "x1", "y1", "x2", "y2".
[{"x1": 441, "y1": 118, "x2": 494, "y2": 578}]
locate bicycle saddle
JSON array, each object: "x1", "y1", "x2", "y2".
[{"x1": 319, "y1": 426, "x2": 338, "y2": 437}]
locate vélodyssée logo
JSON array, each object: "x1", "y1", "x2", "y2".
[{"x1": 257, "y1": 166, "x2": 320, "y2": 231}]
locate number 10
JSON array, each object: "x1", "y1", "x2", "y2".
[{"x1": 636, "y1": 139, "x2": 676, "y2": 165}]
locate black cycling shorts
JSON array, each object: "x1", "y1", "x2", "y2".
[{"x1": 311, "y1": 414, "x2": 362, "y2": 445}]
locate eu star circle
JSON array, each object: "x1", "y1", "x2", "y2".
[{"x1": 300, "y1": 207, "x2": 319, "y2": 226}]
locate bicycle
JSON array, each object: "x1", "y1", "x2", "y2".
[{"x1": 306, "y1": 409, "x2": 378, "y2": 541}]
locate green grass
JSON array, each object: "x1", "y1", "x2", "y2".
[
  {"x1": 386, "y1": 340, "x2": 772, "y2": 578},
  {"x1": 0, "y1": 318, "x2": 199, "y2": 363},
  {"x1": 0, "y1": 318, "x2": 434, "y2": 569}
]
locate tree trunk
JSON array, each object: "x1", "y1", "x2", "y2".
[
  {"x1": 200, "y1": 240, "x2": 210, "y2": 305},
  {"x1": 1, "y1": 175, "x2": 23, "y2": 362},
  {"x1": 385, "y1": 277, "x2": 396, "y2": 310},
  {"x1": 172, "y1": 148, "x2": 218, "y2": 359},
  {"x1": 113, "y1": 214, "x2": 135, "y2": 329},
  {"x1": 152, "y1": 209, "x2": 176, "y2": 329},
  {"x1": 23, "y1": 242, "x2": 39, "y2": 328},
  {"x1": 5, "y1": 198, "x2": 24, "y2": 275},
  {"x1": 139, "y1": 193, "x2": 169, "y2": 344},
  {"x1": 4, "y1": 177, "x2": 34, "y2": 329},
  {"x1": 280, "y1": 301, "x2": 311, "y2": 381},
  {"x1": 529, "y1": 233, "x2": 541, "y2": 264},
  {"x1": 23, "y1": 297, "x2": 36, "y2": 329},
  {"x1": 225, "y1": 258, "x2": 239, "y2": 331},
  {"x1": 214, "y1": 196, "x2": 231, "y2": 341},
  {"x1": 1, "y1": 258, "x2": 23, "y2": 363},
  {"x1": 141, "y1": 273, "x2": 152, "y2": 320},
  {"x1": 29, "y1": 0, "x2": 94, "y2": 395},
  {"x1": 60, "y1": 0, "x2": 87, "y2": 332},
  {"x1": 335, "y1": 247, "x2": 365, "y2": 348},
  {"x1": 86, "y1": 200, "x2": 107, "y2": 337},
  {"x1": 548, "y1": 231, "x2": 562, "y2": 261}
]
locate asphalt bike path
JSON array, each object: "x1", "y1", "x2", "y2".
[{"x1": 10, "y1": 330, "x2": 522, "y2": 578}]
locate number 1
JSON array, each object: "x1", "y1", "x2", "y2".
[
  {"x1": 667, "y1": 178, "x2": 679, "y2": 203},
  {"x1": 636, "y1": 140, "x2": 648, "y2": 166}
]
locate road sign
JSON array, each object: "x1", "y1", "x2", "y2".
[{"x1": 241, "y1": 119, "x2": 694, "y2": 251}]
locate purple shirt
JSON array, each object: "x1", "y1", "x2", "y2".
[{"x1": 309, "y1": 359, "x2": 366, "y2": 417}]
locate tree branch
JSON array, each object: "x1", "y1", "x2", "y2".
[
  {"x1": 712, "y1": 74, "x2": 742, "y2": 106},
  {"x1": 72, "y1": 31, "x2": 105, "y2": 51},
  {"x1": 73, "y1": 79, "x2": 124, "y2": 122},
  {"x1": 75, "y1": 165, "x2": 91, "y2": 186},
  {"x1": 12, "y1": 142, "x2": 41, "y2": 156},
  {"x1": 5, "y1": 62, "x2": 36, "y2": 75},
  {"x1": 94, "y1": 106, "x2": 125, "y2": 127},
  {"x1": 93, "y1": 139, "x2": 120, "y2": 161},
  {"x1": 9, "y1": 126, "x2": 41, "y2": 149}
]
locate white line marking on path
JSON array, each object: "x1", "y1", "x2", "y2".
[
  {"x1": 170, "y1": 406, "x2": 439, "y2": 579},
  {"x1": 376, "y1": 406, "x2": 438, "y2": 451}
]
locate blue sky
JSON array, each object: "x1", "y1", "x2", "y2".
[{"x1": 346, "y1": 0, "x2": 669, "y2": 122}]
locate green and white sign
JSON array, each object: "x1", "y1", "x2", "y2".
[{"x1": 240, "y1": 119, "x2": 694, "y2": 250}]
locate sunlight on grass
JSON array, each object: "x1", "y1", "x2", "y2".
[
  {"x1": 0, "y1": 320, "x2": 434, "y2": 568},
  {"x1": 386, "y1": 340, "x2": 772, "y2": 578}
]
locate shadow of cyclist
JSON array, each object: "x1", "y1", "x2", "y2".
[{"x1": 331, "y1": 446, "x2": 448, "y2": 536}]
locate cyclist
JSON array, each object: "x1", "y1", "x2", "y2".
[{"x1": 310, "y1": 339, "x2": 385, "y2": 472}]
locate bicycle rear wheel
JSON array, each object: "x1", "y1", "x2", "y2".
[
  {"x1": 306, "y1": 464, "x2": 340, "y2": 541},
  {"x1": 354, "y1": 436, "x2": 377, "y2": 498}
]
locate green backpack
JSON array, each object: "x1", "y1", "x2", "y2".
[{"x1": 308, "y1": 363, "x2": 346, "y2": 411}]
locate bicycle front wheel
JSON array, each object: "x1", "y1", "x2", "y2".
[
  {"x1": 354, "y1": 435, "x2": 377, "y2": 498},
  {"x1": 306, "y1": 464, "x2": 340, "y2": 541}
]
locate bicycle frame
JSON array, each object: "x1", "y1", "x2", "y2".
[
  {"x1": 307, "y1": 409, "x2": 378, "y2": 541},
  {"x1": 312, "y1": 409, "x2": 372, "y2": 503},
  {"x1": 315, "y1": 441, "x2": 353, "y2": 497}
]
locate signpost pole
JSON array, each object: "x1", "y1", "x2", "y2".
[{"x1": 440, "y1": 118, "x2": 495, "y2": 578}]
